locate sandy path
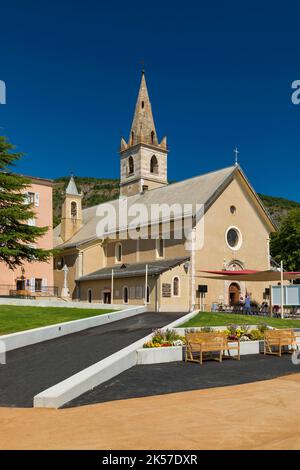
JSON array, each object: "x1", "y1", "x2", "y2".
[{"x1": 1, "y1": 374, "x2": 300, "y2": 450}]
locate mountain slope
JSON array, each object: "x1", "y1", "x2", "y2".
[
  {"x1": 52, "y1": 176, "x2": 299, "y2": 228},
  {"x1": 53, "y1": 177, "x2": 119, "y2": 227}
]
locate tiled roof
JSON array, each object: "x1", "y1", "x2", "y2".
[
  {"x1": 77, "y1": 256, "x2": 190, "y2": 281},
  {"x1": 54, "y1": 165, "x2": 238, "y2": 248}
]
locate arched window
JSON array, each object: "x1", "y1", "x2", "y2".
[
  {"x1": 131, "y1": 131, "x2": 134, "y2": 145},
  {"x1": 156, "y1": 238, "x2": 164, "y2": 258},
  {"x1": 115, "y1": 242, "x2": 122, "y2": 263},
  {"x1": 71, "y1": 201, "x2": 77, "y2": 218},
  {"x1": 128, "y1": 156, "x2": 134, "y2": 175},
  {"x1": 141, "y1": 100, "x2": 144, "y2": 109},
  {"x1": 151, "y1": 131, "x2": 155, "y2": 144},
  {"x1": 173, "y1": 277, "x2": 180, "y2": 297},
  {"x1": 150, "y1": 155, "x2": 158, "y2": 174},
  {"x1": 123, "y1": 286, "x2": 129, "y2": 304}
]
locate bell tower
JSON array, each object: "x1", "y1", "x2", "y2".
[
  {"x1": 120, "y1": 71, "x2": 168, "y2": 197},
  {"x1": 60, "y1": 176, "x2": 83, "y2": 242}
]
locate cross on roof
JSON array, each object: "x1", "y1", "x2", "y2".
[{"x1": 234, "y1": 147, "x2": 239, "y2": 165}]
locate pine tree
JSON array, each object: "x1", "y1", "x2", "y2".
[{"x1": 0, "y1": 135, "x2": 51, "y2": 268}]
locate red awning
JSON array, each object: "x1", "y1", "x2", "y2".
[
  {"x1": 203, "y1": 269, "x2": 259, "y2": 275},
  {"x1": 199, "y1": 269, "x2": 300, "y2": 282}
]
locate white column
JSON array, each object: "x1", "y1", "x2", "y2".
[
  {"x1": 77, "y1": 251, "x2": 83, "y2": 278},
  {"x1": 111, "y1": 269, "x2": 114, "y2": 305},
  {"x1": 145, "y1": 264, "x2": 148, "y2": 306},
  {"x1": 61, "y1": 264, "x2": 70, "y2": 298},
  {"x1": 280, "y1": 260, "x2": 284, "y2": 319},
  {"x1": 266, "y1": 236, "x2": 271, "y2": 269},
  {"x1": 190, "y1": 227, "x2": 196, "y2": 312}
]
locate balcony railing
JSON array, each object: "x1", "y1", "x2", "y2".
[{"x1": 0, "y1": 285, "x2": 58, "y2": 298}]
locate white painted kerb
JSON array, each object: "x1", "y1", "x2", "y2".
[
  {"x1": 34, "y1": 309, "x2": 199, "y2": 409},
  {"x1": 1, "y1": 306, "x2": 145, "y2": 352},
  {"x1": 137, "y1": 346, "x2": 183, "y2": 364},
  {"x1": 34, "y1": 332, "x2": 154, "y2": 408}
]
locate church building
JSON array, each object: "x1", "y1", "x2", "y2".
[{"x1": 53, "y1": 72, "x2": 277, "y2": 312}]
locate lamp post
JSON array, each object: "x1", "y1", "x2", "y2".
[{"x1": 280, "y1": 260, "x2": 284, "y2": 319}]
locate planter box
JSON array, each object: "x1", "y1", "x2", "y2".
[
  {"x1": 227, "y1": 340, "x2": 263, "y2": 356},
  {"x1": 137, "y1": 346, "x2": 183, "y2": 365}
]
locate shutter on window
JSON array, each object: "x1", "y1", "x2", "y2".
[
  {"x1": 30, "y1": 278, "x2": 35, "y2": 292},
  {"x1": 42, "y1": 278, "x2": 47, "y2": 293},
  {"x1": 35, "y1": 192, "x2": 40, "y2": 207}
]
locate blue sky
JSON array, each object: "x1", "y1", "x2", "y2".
[{"x1": 0, "y1": 0, "x2": 300, "y2": 201}]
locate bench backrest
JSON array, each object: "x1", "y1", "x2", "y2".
[
  {"x1": 265, "y1": 329, "x2": 295, "y2": 342},
  {"x1": 186, "y1": 332, "x2": 227, "y2": 343}
]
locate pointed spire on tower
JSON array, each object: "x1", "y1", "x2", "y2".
[
  {"x1": 66, "y1": 175, "x2": 79, "y2": 196},
  {"x1": 128, "y1": 71, "x2": 158, "y2": 147}
]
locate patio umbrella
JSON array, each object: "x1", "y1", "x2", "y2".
[{"x1": 198, "y1": 267, "x2": 300, "y2": 319}]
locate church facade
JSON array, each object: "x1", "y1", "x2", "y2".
[{"x1": 53, "y1": 72, "x2": 277, "y2": 312}]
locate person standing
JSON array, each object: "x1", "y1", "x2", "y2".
[{"x1": 244, "y1": 294, "x2": 251, "y2": 315}]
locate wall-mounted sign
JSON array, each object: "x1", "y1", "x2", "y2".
[{"x1": 162, "y1": 283, "x2": 171, "y2": 297}]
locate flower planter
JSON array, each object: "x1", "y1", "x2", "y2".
[
  {"x1": 228, "y1": 340, "x2": 263, "y2": 356},
  {"x1": 137, "y1": 346, "x2": 183, "y2": 365}
]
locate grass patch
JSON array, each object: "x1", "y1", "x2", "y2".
[
  {"x1": 181, "y1": 312, "x2": 300, "y2": 329},
  {"x1": 0, "y1": 305, "x2": 116, "y2": 335}
]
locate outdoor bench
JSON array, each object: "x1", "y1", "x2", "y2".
[
  {"x1": 264, "y1": 329, "x2": 299, "y2": 357},
  {"x1": 185, "y1": 332, "x2": 240, "y2": 365}
]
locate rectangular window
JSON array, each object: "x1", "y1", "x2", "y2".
[
  {"x1": 130, "y1": 286, "x2": 135, "y2": 299},
  {"x1": 28, "y1": 218, "x2": 36, "y2": 226},
  {"x1": 28, "y1": 192, "x2": 35, "y2": 204},
  {"x1": 35, "y1": 278, "x2": 42, "y2": 292},
  {"x1": 135, "y1": 286, "x2": 143, "y2": 299},
  {"x1": 35, "y1": 192, "x2": 40, "y2": 207}
]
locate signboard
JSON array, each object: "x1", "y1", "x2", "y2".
[
  {"x1": 272, "y1": 285, "x2": 300, "y2": 306},
  {"x1": 162, "y1": 283, "x2": 171, "y2": 297}
]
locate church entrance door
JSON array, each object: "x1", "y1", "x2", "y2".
[{"x1": 229, "y1": 283, "x2": 240, "y2": 305}]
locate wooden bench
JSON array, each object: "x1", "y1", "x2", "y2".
[
  {"x1": 264, "y1": 329, "x2": 299, "y2": 357},
  {"x1": 185, "y1": 332, "x2": 240, "y2": 365}
]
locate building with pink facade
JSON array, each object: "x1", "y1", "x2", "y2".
[{"x1": 0, "y1": 176, "x2": 55, "y2": 298}]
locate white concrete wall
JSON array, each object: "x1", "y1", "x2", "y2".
[
  {"x1": 137, "y1": 346, "x2": 183, "y2": 364},
  {"x1": 0, "y1": 298, "x2": 125, "y2": 309},
  {"x1": 33, "y1": 311, "x2": 197, "y2": 408},
  {"x1": 32, "y1": 308, "x2": 270, "y2": 408},
  {"x1": 1, "y1": 306, "x2": 145, "y2": 352},
  {"x1": 34, "y1": 330, "x2": 154, "y2": 408}
]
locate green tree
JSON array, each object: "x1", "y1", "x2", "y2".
[
  {"x1": 270, "y1": 208, "x2": 300, "y2": 272},
  {"x1": 0, "y1": 136, "x2": 51, "y2": 268}
]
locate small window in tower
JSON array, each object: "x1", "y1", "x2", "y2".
[
  {"x1": 115, "y1": 242, "x2": 122, "y2": 263},
  {"x1": 128, "y1": 156, "x2": 134, "y2": 175},
  {"x1": 141, "y1": 101, "x2": 144, "y2": 109},
  {"x1": 151, "y1": 131, "x2": 155, "y2": 144},
  {"x1": 150, "y1": 155, "x2": 158, "y2": 174},
  {"x1": 71, "y1": 201, "x2": 77, "y2": 218},
  {"x1": 156, "y1": 237, "x2": 164, "y2": 258},
  {"x1": 131, "y1": 131, "x2": 134, "y2": 145}
]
